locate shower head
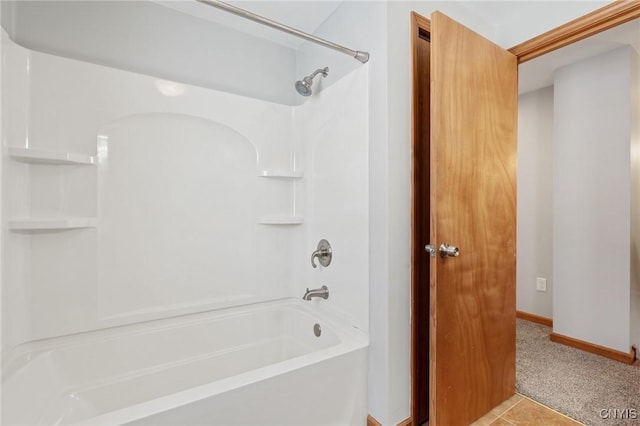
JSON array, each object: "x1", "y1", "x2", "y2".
[
  {"x1": 295, "y1": 79, "x2": 313, "y2": 97},
  {"x1": 295, "y1": 67, "x2": 329, "y2": 97}
]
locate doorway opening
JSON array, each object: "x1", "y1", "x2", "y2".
[{"x1": 410, "y1": 3, "x2": 640, "y2": 426}]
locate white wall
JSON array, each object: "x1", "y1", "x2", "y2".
[
  {"x1": 294, "y1": 66, "x2": 370, "y2": 333},
  {"x1": 0, "y1": 12, "x2": 3, "y2": 419},
  {"x1": 1, "y1": 1, "x2": 297, "y2": 105},
  {"x1": 296, "y1": 2, "x2": 392, "y2": 422},
  {"x1": 1, "y1": 32, "x2": 31, "y2": 354},
  {"x1": 553, "y1": 47, "x2": 632, "y2": 353},
  {"x1": 630, "y1": 47, "x2": 640, "y2": 352},
  {"x1": 517, "y1": 87, "x2": 554, "y2": 319}
]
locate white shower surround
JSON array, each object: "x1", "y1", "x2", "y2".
[{"x1": 1, "y1": 27, "x2": 369, "y2": 425}]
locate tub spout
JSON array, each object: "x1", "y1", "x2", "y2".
[{"x1": 303, "y1": 285, "x2": 329, "y2": 301}]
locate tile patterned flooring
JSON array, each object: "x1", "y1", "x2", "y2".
[{"x1": 471, "y1": 393, "x2": 583, "y2": 426}]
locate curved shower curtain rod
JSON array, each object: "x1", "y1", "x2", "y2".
[{"x1": 196, "y1": 0, "x2": 370, "y2": 64}]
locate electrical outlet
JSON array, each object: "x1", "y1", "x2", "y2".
[{"x1": 536, "y1": 277, "x2": 547, "y2": 292}]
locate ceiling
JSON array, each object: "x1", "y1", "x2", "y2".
[{"x1": 153, "y1": 0, "x2": 342, "y2": 49}]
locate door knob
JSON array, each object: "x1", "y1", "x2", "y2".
[
  {"x1": 439, "y1": 244, "x2": 459, "y2": 258},
  {"x1": 425, "y1": 244, "x2": 437, "y2": 258}
]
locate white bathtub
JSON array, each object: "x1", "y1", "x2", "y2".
[{"x1": 2, "y1": 299, "x2": 369, "y2": 425}]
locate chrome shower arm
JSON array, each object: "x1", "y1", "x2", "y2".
[{"x1": 307, "y1": 67, "x2": 329, "y2": 81}]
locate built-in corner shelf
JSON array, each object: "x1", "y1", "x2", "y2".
[
  {"x1": 258, "y1": 216, "x2": 303, "y2": 225},
  {"x1": 259, "y1": 170, "x2": 303, "y2": 179},
  {"x1": 258, "y1": 170, "x2": 302, "y2": 224},
  {"x1": 9, "y1": 217, "x2": 97, "y2": 231},
  {"x1": 7, "y1": 147, "x2": 96, "y2": 165}
]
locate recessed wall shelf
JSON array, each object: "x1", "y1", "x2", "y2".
[
  {"x1": 7, "y1": 147, "x2": 96, "y2": 165},
  {"x1": 258, "y1": 216, "x2": 303, "y2": 225},
  {"x1": 9, "y1": 217, "x2": 98, "y2": 231},
  {"x1": 259, "y1": 170, "x2": 303, "y2": 179}
]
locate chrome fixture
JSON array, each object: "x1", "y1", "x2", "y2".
[
  {"x1": 425, "y1": 244, "x2": 437, "y2": 258},
  {"x1": 311, "y1": 239, "x2": 332, "y2": 268},
  {"x1": 303, "y1": 285, "x2": 329, "y2": 301},
  {"x1": 439, "y1": 243, "x2": 460, "y2": 258},
  {"x1": 295, "y1": 67, "x2": 329, "y2": 97},
  {"x1": 426, "y1": 243, "x2": 459, "y2": 258},
  {"x1": 196, "y1": 0, "x2": 370, "y2": 63},
  {"x1": 313, "y1": 323, "x2": 322, "y2": 337}
]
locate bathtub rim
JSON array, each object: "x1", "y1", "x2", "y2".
[{"x1": 2, "y1": 297, "x2": 366, "y2": 375}]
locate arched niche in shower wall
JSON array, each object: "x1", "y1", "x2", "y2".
[{"x1": 96, "y1": 113, "x2": 261, "y2": 321}]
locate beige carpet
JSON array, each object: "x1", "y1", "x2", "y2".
[{"x1": 516, "y1": 319, "x2": 640, "y2": 426}]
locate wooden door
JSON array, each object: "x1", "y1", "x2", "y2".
[{"x1": 429, "y1": 11, "x2": 517, "y2": 425}]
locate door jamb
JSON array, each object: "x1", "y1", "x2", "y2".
[
  {"x1": 410, "y1": 1, "x2": 640, "y2": 425},
  {"x1": 509, "y1": 1, "x2": 640, "y2": 63},
  {"x1": 410, "y1": 11, "x2": 430, "y2": 426}
]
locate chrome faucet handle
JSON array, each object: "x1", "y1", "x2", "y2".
[
  {"x1": 311, "y1": 239, "x2": 332, "y2": 268},
  {"x1": 311, "y1": 250, "x2": 322, "y2": 268}
]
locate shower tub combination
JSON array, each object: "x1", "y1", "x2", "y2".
[
  {"x1": 2, "y1": 1, "x2": 371, "y2": 425},
  {"x1": 3, "y1": 299, "x2": 368, "y2": 425}
]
